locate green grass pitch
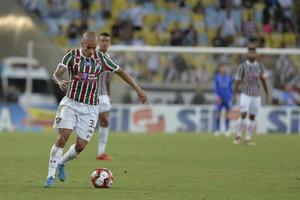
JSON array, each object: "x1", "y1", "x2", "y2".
[{"x1": 0, "y1": 132, "x2": 299, "y2": 200}]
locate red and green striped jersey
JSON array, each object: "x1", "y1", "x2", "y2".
[{"x1": 59, "y1": 48, "x2": 119, "y2": 105}]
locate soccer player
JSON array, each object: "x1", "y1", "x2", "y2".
[
  {"x1": 233, "y1": 46, "x2": 268, "y2": 145},
  {"x1": 96, "y1": 32, "x2": 113, "y2": 160},
  {"x1": 214, "y1": 64, "x2": 233, "y2": 136},
  {"x1": 44, "y1": 31, "x2": 147, "y2": 187}
]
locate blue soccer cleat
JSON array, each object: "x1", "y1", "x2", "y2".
[
  {"x1": 58, "y1": 164, "x2": 66, "y2": 182},
  {"x1": 44, "y1": 176, "x2": 55, "y2": 188}
]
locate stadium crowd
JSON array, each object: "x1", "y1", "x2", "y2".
[
  {"x1": 16, "y1": 0, "x2": 300, "y2": 106},
  {"x1": 20, "y1": 0, "x2": 298, "y2": 47}
]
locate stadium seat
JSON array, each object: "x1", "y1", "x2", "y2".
[
  {"x1": 283, "y1": 33, "x2": 297, "y2": 46},
  {"x1": 271, "y1": 33, "x2": 283, "y2": 48}
]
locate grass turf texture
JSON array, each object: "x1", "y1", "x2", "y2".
[{"x1": 0, "y1": 132, "x2": 299, "y2": 200}]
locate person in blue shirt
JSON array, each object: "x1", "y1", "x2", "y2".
[{"x1": 214, "y1": 64, "x2": 233, "y2": 136}]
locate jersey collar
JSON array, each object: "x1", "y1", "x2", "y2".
[
  {"x1": 80, "y1": 48, "x2": 93, "y2": 59},
  {"x1": 246, "y1": 60, "x2": 257, "y2": 65}
]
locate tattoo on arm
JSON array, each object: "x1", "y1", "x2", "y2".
[{"x1": 53, "y1": 65, "x2": 66, "y2": 85}]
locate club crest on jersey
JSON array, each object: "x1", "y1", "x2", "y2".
[
  {"x1": 95, "y1": 63, "x2": 101, "y2": 71},
  {"x1": 74, "y1": 73, "x2": 88, "y2": 81},
  {"x1": 56, "y1": 117, "x2": 62, "y2": 124}
]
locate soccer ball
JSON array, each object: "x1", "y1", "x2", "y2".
[{"x1": 91, "y1": 168, "x2": 113, "y2": 188}]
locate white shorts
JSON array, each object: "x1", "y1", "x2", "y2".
[
  {"x1": 53, "y1": 97, "x2": 98, "y2": 142},
  {"x1": 98, "y1": 95, "x2": 112, "y2": 113},
  {"x1": 239, "y1": 93, "x2": 261, "y2": 115}
]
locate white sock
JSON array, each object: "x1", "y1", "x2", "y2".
[
  {"x1": 59, "y1": 144, "x2": 79, "y2": 165},
  {"x1": 98, "y1": 127, "x2": 109, "y2": 155},
  {"x1": 47, "y1": 145, "x2": 63, "y2": 179},
  {"x1": 236, "y1": 118, "x2": 245, "y2": 138},
  {"x1": 246, "y1": 120, "x2": 255, "y2": 141}
]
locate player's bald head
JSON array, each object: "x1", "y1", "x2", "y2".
[
  {"x1": 81, "y1": 31, "x2": 98, "y2": 43},
  {"x1": 81, "y1": 31, "x2": 98, "y2": 57}
]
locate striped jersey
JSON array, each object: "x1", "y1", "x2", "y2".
[
  {"x1": 98, "y1": 52, "x2": 111, "y2": 96},
  {"x1": 235, "y1": 60, "x2": 264, "y2": 97},
  {"x1": 59, "y1": 48, "x2": 119, "y2": 105}
]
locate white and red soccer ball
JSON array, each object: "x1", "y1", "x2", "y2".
[{"x1": 91, "y1": 168, "x2": 113, "y2": 188}]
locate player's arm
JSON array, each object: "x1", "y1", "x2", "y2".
[
  {"x1": 100, "y1": 52, "x2": 147, "y2": 103},
  {"x1": 53, "y1": 51, "x2": 72, "y2": 92},
  {"x1": 53, "y1": 65, "x2": 70, "y2": 92},
  {"x1": 115, "y1": 68, "x2": 147, "y2": 103},
  {"x1": 259, "y1": 65, "x2": 269, "y2": 102},
  {"x1": 233, "y1": 64, "x2": 243, "y2": 104},
  {"x1": 214, "y1": 76, "x2": 221, "y2": 104}
]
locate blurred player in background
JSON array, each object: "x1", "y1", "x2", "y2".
[
  {"x1": 44, "y1": 31, "x2": 147, "y2": 188},
  {"x1": 233, "y1": 46, "x2": 268, "y2": 145},
  {"x1": 214, "y1": 64, "x2": 233, "y2": 136},
  {"x1": 97, "y1": 32, "x2": 113, "y2": 160}
]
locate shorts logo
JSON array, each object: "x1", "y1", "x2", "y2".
[{"x1": 56, "y1": 117, "x2": 62, "y2": 124}]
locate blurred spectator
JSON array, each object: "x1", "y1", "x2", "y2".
[
  {"x1": 165, "y1": 55, "x2": 188, "y2": 82},
  {"x1": 263, "y1": 18, "x2": 273, "y2": 34},
  {"x1": 183, "y1": 24, "x2": 198, "y2": 46},
  {"x1": 213, "y1": 28, "x2": 228, "y2": 47},
  {"x1": 220, "y1": 11, "x2": 237, "y2": 45},
  {"x1": 119, "y1": 21, "x2": 134, "y2": 44},
  {"x1": 281, "y1": 84, "x2": 298, "y2": 106},
  {"x1": 242, "y1": 13, "x2": 257, "y2": 41},
  {"x1": 262, "y1": 4, "x2": 271, "y2": 25},
  {"x1": 193, "y1": 1, "x2": 203, "y2": 14},
  {"x1": 67, "y1": 21, "x2": 80, "y2": 46},
  {"x1": 130, "y1": 2, "x2": 145, "y2": 31},
  {"x1": 190, "y1": 88, "x2": 206, "y2": 104},
  {"x1": 22, "y1": 0, "x2": 41, "y2": 17},
  {"x1": 234, "y1": 32, "x2": 247, "y2": 47},
  {"x1": 195, "y1": 65, "x2": 210, "y2": 85},
  {"x1": 176, "y1": 0, "x2": 187, "y2": 9},
  {"x1": 147, "y1": 53, "x2": 160, "y2": 79},
  {"x1": 273, "y1": 4, "x2": 285, "y2": 32},
  {"x1": 100, "y1": 0, "x2": 112, "y2": 19},
  {"x1": 79, "y1": 18, "x2": 89, "y2": 34},
  {"x1": 173, "y1": 91, "x2": 185, "y2": 104},
  {"x1": 80, "y1": 0, "x2": 91, "y2": 18},
  {"x1": 47, "y1": 0, "x2": 67, "y2": 18},
  {"x1": 111, "y1": 17, "x2": 123, "y2": 40},
  {"x1": 5, "y1": 85, "x2": 20, "y2": 103},
  {"x1": 278, "y1": 0, "x2": 293, "y2": 9},
  {"x1": 170, "y1": 22, "x2": 183, "y2": 46},
  {"x1": 275, "y1": 55, "x2": 294, "y2": 89}
]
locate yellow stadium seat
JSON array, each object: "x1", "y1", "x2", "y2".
[
  {"x1": 207, "y1": 28, "x2": 217, "y2": 42},
  {"x1": 69, "y1": 1, "x2": 80, "y2": 10},
  {"x1": 271, "y1": 33, "x2": 282, "y2": 48},
  {"x1": 202, "y1": 0, "x2": 215, "y2": 7},
  {"x1": 143, "y1": 14, "x2": 160, "y2": 27},
  {"x1": 192, "y1": 13, "x2": 204, "y2": 22},
  {"x1": 263, "y1": 33, "x2": 272, "y2": 47},
  {"x1": 52, "y1": 35, "x2": 67, "y2": 47},
  {"x1": 283, "y1": 33, "x2": 297, "y2": 46},
  {"x1": 90, "y1": 1, "x2": 101, "y2": 14}
]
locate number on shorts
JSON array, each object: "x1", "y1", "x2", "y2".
[{"x1": 89, "y1": 119, "x2": 95, "y2": 129}]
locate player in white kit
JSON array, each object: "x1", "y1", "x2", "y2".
[
  {"x1": 97, "y1": 32, "x2": 113, "y2": 160},
  {"x1": 233, "y1": 46, "x2": 268, "y2": 145}
]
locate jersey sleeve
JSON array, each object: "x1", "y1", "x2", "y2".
[
  {"x1": 59, "y1": 50, "x2": 73, "y2": 69},
  {"x1": 99, "y1": 52, "x2": 120, "y2": 72},
  {"x1": 259, "y1": 63, "x2": 265, "y2": 76},
  {"x1": 235, "y1": 63, "x2": 244, "y2": 81}
]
